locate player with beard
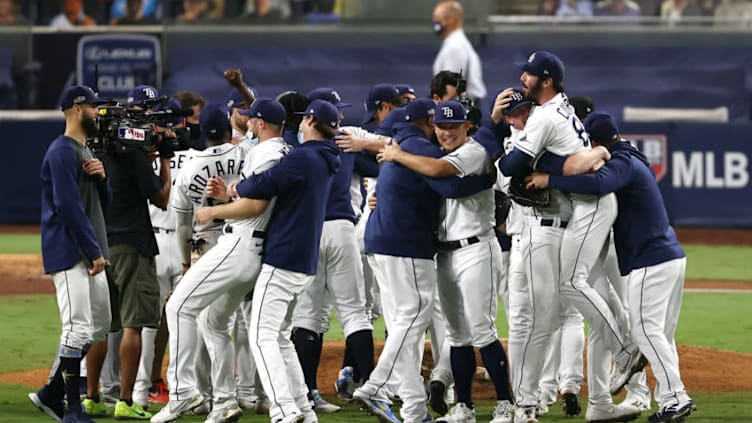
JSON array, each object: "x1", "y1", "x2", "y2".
[{"x1": 31, "y1": 86, "x2": 111, "y2": 423}]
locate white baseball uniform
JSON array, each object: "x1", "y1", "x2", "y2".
[{"x1": 164, "y1": 141, "x2": 263, "y2": 410}]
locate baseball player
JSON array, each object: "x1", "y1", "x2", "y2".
[
  {"x1": 352, "y1": 99, "x2": 492, "y2": 423},
  {"x1": 133, "y1": 98, "x2": 198, "y2": 409},
  {"x1": 290, "y1": 88, "x2": 378, "y2": 414},
  {"x1": 498, "y1": 51, "x2": 641, "y2": 423},
  {"x1": 30, "y1": 86, "x2": 110, "y2": 423},
  {"x1": 223, "y1": 99, "x2": 340, "y2": 423},
  {"x1": 378, "y1": 100, "x2": 515, "y2": 423},
  {"x1": 150, "y1": 102, "x2": 251, "y2": 423},
  {"x1": 526, "y1": 112, "x2": 695, "y2": 423}
]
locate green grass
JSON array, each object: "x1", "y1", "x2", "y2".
[
  {"x1": 0, "y1": 233, "x2": 41, "y2": 254},
  {"x1": 1, "y1": 384, "x2": 750, "y2": 422},
  {"x1": 684, "y1": 245, "x2": 752, "y2": 281},
  {"x1": 2, "y1": 291, "x2": 749, "y2": 376}
]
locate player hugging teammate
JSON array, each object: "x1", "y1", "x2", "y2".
[{"x1": 31, "y1": 59, "x2": 693, "y2": 423}]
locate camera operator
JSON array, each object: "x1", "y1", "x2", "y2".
[
  {"x1": 430, "y1": 70, "x2": 482, "y2": 135},
  {"x1": 102, "y1": 95, "x2": 173, "y2": 420}
]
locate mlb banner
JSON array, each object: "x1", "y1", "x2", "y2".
[
  {"x1": 622, "y1": 122, "x2": 752, "y2": 227},
  {"x1": 76, "y1": 34, "x2": 161, "y2": 102}
]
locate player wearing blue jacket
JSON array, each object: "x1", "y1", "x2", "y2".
[
  {"x1": 291, "y1": 88, "x2": 379, "y2": 414},
  {"x1": 526, "y1": 112, "x2": 694, "y2": 423},
  {"x1": 31, "y1": 86, "x2": 111, "y2": 423},
  {"x1": 236, "y1": 99, "x2": 341, "y2": 423},
  {"x1": 353, "y1": 99, "x2": 492, "y2": 423}
]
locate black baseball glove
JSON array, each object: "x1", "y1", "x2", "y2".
[{"x1": 508, "y1": 176, "x2": 550, "y2": 208}]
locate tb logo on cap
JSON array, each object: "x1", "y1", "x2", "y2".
[
  {"x1": 332, "y1": 91, "x2": 341, "y2": 102},
  {"x1": 528, "y1": 53, "x2": 536, "y2": 63},
  {"x1": 143, "y1": 87, "x2": 157, "y2": 99},
  {"x1": 441, "y1": 106, "x2": 454, "y2": 118},
  {"x1": 511, "y1": 91, "x2": 524, "y2": 102}
]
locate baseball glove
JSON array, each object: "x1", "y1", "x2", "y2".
[{"x1": 508, "y1": 176, "x2": 550, "y2": 208}]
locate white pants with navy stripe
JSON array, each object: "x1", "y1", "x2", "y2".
[
  {"x1": 437, "y1": 237, "x2": 503, "y2": 348},
  {"x1": 508, "y1": 224, "x2": 564, "y2": 407},
  {"x1": 628, "y1": 257, "x2": 690, "y2": 409},
  {"x1": 355, "y1": 255, "x2": 435, "y2": 423},
  {"x1": 293, "y1": 219, "x2": 372, "y2": 337},
  {"x1": 53, "y1": 261, "x2": 111, "y2": 353},
  {"x1": 165, "y1": 234, "x2": 261, "y2": 404},
  {"x1": 249, "y1": 264, "x2": 313, "y2": 422}
]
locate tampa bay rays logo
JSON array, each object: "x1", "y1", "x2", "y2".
[
  {"x1": 528, "y1": 53, "x2": 536, "y2": 63},
  {"x1": 142, "y1": 87, "x2": 157, "y2": 99},
  {"x1": 510, "y1": 91, "x2": 524, "y2": 102},
  {"x1": 441, "y1": 106, "x2": 454, "y2": 118},
  {"x1": 332, "y1": 91, "x2": 342, "y2": 102},
  {"x1": 625, "y1": 134, "x2": 668, "y2": 182}
]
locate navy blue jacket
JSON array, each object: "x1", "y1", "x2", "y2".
[
  {"x1": 365, "y1": 125, "x2": 493, "y2": 259},
  {"x1": 547, "y1": 141, "x2": 685, "y2": 275},
  {"x1": 40, "y1": 136, "x2": 111, "y2": 274},
  {"x1": 237, "y1": 139, "x2": 341, "y2": 274},
  {"x1": 325, "y1": 149, "x2": 379, "y2": 223}
]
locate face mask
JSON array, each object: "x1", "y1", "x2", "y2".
[
  {"x1": 432, "y1": 20, "x2": 443, "y2": 35},
  {"x1": 247, "y1": 131, "x2": 259, "y2": 147},
  {"x1": 297, "y1": 129, "x2": 305, "y2": 145}
]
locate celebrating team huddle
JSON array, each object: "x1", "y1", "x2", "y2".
[{"x1": 34, "y1": 49, "x2": 695, "y2": 423}]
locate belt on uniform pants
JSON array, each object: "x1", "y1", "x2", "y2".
[
  {"x1": 222, "y1": 224, "x2": 265, "y2": 239},
  {"x1": 540, "y1": 219, "x2": 568, "y2": 229},
  {"x1": 153, "y1": 227, "x2": 174, "y2": 234},
  {"x1": 438, "y1": 236, "x2": 480, "y2": 251}
]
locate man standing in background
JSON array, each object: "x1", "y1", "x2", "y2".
[{"x1": 432, "y1": 0, "x2": 486, "y2": 101}]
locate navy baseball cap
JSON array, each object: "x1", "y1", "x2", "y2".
[
  {"x1": 375, "y1": 107, "x2": 409, "y2": 137},
  {"x1": 516, "y1": 51, "x2": 565, "y2": 85},
  {"x1": 199, "y1": 103, "x2": 231, "y2": 138},
  {"x1": 127, "y1": 85, "x2": 159, "y2": 106},
  {"x1": 296, "y1": 99, "x2": 340, "y2": 129},
  {"x1": 307, "y1": 88, "x2": 351, "y2": 109},
  {"x1": 395, "y1": 84, "x2": 415, "y2": 95},
  {"x1": 503, "y1": 88, "x2": 535, "y2": 116},
  {"x1": 434, "y1": 101, "x2": 468, "y2": 124},
  {"x1": 584, "y1": 112, "x2": 619, "y2": 144},
  {"x1": 404, "y1": 98, "x2": 436, "y2": 122},
  {"x1": 364, "y1": 83, "x2": 401, "y2": 114},
  {"x1": 60, "y1": 85, "x2": 106, "y2": 110},
  {"x1": 569, "y1": 96, "x2": 594, "y2": 120},
  {"x1": 239, "y1": 97, "x2": 286, "y2": 125},
  {"x1": 153, "y1": 98, "x2": 185, "y2": 128},
  {"x1": 225, "y1": 87, "x2": 257, "y2": 109}
]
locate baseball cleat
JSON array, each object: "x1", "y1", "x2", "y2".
[
  {"x1": 436, "y1": 402, "x2": 476, "y2": 423},
  {"x1": 204, "y1": 404, "x2": 243, "y2": 423},
  {"x1": 513, "y1": 406, "x2": 538, "y2": 423},
  {"x1": 114, "y1": 400, "x2": 153, "y2": 420},
  {"x1": 428, "y1": 369, "x2": 451, "y2": 416},
  {"x1": 534, "y1": 401, "x2": 548, "y2": 417},
  {"x1": 334, "y1": 366, "x2": 355, "y2": 400},
  {"x1": 311, "y1": 389, "x2": 341, "y2": 413},
  {"x1": 236, "y1": 395, "x2": 257, "y2": 410},
  {"x1": 647, "y1": 400, "x2": 696, "y2": 423},
  {"x1": 585, "y1": 402, "x2": 640, "y2": 423},
  {"x1": 353, "y1": 391, "x2": 401, "y2": 423},
  {"x1": 83, "y1": 397, "x2": 112, "y2": 417},
  {"x1": 150, "y1": 395, "x2": 204, "y2": 423},
  {"x1": 148, "y1": 381, "x2": 169, "y2": 404},
  {"x1": 562, "y1": 391, "x2": 582, "y2": 416},
  {"x1": 619, "y1": 392, "x2": 651, "y2": 412},
  {"x1": 491, "y1": 400, "x2": 514, "y2": 423},
  {"x1": 610, "y1": 350, "x2": 648, "y2": 395},
  {"x1": 28, "y1": 389, "x2": 64, "y2": 422},
  {"x1": 274, "y1": 410, "x2": 304, "y2": 423}
]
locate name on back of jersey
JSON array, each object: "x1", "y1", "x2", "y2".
[{"x1": 187, "y1": 158, "x2": 245, "y2": 204}]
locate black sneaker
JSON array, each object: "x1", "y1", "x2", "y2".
[
  {"x1": 648, "y1": 400, "x2": 696, "y2": 423},
  {"x1": 29, "y1": 386, "x2": 64, "y2": 422}
]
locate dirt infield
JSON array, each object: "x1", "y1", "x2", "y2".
[
  {"x1": 2, "y1": 340, "x2": 751, "y2": 398},
  {"x1": 1, "y1": 226, "x2": 751, "y2": 396}
]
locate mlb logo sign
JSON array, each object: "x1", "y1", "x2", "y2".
[
  {"x1": 119, "y1": 126, "x2": 146, "y2": 141},
  {"x1": 625, "y1": 134, "x2": 667, "y2": 182}
]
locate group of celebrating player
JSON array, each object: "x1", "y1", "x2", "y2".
[{"x1": 34, "y1": 49, "x2": 695, "y2": 423}]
